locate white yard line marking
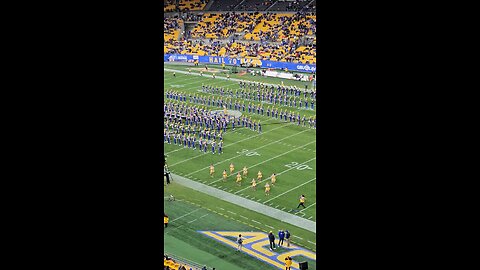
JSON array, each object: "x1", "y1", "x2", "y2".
[
  {"x1": 233, "y1": 156, "x2": 316, "y2": 194},
  {"x1": 298, "y1": 202, "x2": 316, "y2": 213},
  {"x1": 217, "y1": 207, "x2": 224, "y2": 211},
  {"x1": 187, "y1": 219, "x2": 198, "y2": 223},
  {"x1": 264, "y1": 177, "x2": 316, "y2": 203},
  {"x1": 209, "y1": 140, "x2": 315, "y2": 185},
  {"x1": 170, "y1": 122, "x2": 310, "y2": 167},
  {"x1": 170, "y1": 209, "x2": 201, "y2": 222},
  {"x1": 199, "y1": 214, "x2": 209, "y2": 219},
  {"x1": 307, "y1": 240, "x2": 316, "y2": 245},
  {"x1": 265, "y1": 225, "x2": 274, "y2": 229},
  {"x1": 281, "y1": 207, "x2": 286, "y2": 211},
  {"x1": 293, "y1": 235, "x2": 304, "y2": 240},
  {"x1": 251, "y1": 219, "x2": 261, "y2": 224},
  {"x1": 227, "y1": 210, "x2": 237, "y2": 215},
  {"x1": 239, "y1": 215, "x2": 249, "y2": 220}
]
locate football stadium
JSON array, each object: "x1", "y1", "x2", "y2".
[{"x1": 164, "y1": 1, "x2": 317, "y2": 269}]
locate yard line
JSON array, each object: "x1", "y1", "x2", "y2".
[
  {"x1": 298, "y1": 202, "x2": 316, "y2": 213},
  {"x1": 307, "y1": 240, "x2": 316, "y2": 245},
  {"x1": 209, "y1": 140, "x2": 316, "y2": 185},
  {"x1": 233, "y1": 157, "x2": 317, "y2": 194},
  {"x1": 187, "y1": 219, "x2": 198, "y2": 223},
  {"x1": 281, "y1": 207, "x2": 286, "y2": 211},
  {"x1": 217, "y1": 207, "x2": 224, "y2": 211},
  {"x1": 250, "y1": 219, "x2": 261, "y2": 224},
  {"x1": 308, "y1": 216, "x2": 313, "y2": 220},
  {"x1": 199, "y1": 214, "x2": 209, "y2": 219},
  {"x1": 169, "y1": 121, "x2": 304, "y2": 167},
  {"x1": 227, "y1": 210, "x2": 237, "y2": 215},
  {"x1": 265, "y1": 225, "x2": 274, "y2": 229},
  {"x1": 263, "y1": 177, "x2": 316, "y2": 203},
  {"x1": 178, "y1": 130, "x2": 313, "y2": 181},
  {"x1": 170, "y1": 208, "x2": 201, "y2": 222},
  {"x1": 292, "y1": 235, "x2": 304, "y2": 240},
  {"x1": 239, "y1": 215, "x2": 249, "y2": 220}
]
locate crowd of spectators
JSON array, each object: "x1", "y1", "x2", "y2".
[
  {"x1": 189, "y1": 11, "x2": 315, "y2": 42},
  {"x1": 164, "y1": 37, "x2": 316, "y2": 64},
  {"x1": 164, "y1": 18, "x2": 183, "y2": 42},
  {"x1": 164, "y1": 0, "x2": 209, "y2": 12}
]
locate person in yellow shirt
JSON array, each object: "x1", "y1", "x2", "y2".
[
  {"x1": 164, "y1": 214, "x2": 169, "y2": 228},
  {"x1": 242, "y1": 166, "x2": 248, "y2": 178},
  {"x1": 297, "y1": 194, "x2": 306, "y2": 208},
  {"x1": 257, "y1": 170, "x2": 263, "y2": 181},
  {"x1": 251, "y1": 178, "x2": 257, "y2": 191},
  {"x1": 264, "y1": 182, "x2": 270, "y2": 196},
  {"x1": 236, "y1": 172, "x2": 242, "y2": 186},
  {"x1": 230, "y1": 163, "x2": 235, "y2": 174},
  {"x1": 210, "y1": 164, "x2": 215, "y2": 178},
  {"x1": 223, "y1": 169, "x2": 228, "y2": 182},
  {"x1": 271, "y1": 173, "x2": 277, "y2": 186},
  {"x1": 284, "y1": 256, "x2": 292, "y2": 270}
]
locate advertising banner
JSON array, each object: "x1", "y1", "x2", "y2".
[{"x1": 164, "y1": 54, "x2": 316, "y2": 73}]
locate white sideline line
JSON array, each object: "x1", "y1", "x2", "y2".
[
  {"x1": 208, "y1": 139, "x2": 315, "y2": 185},
  {"x1": 233, "y1": 156, "x2": 317, "y2": 194},
  {"x1": 263, "y1": 177, "x2": 316, "y2": 203},
  {"x1": 170, "y1": 209, "x2": 201, "y2": 222}
]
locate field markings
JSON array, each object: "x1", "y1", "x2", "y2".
[
  {"x1": 263, "y1": 177, "x2": 317, "y2": 204},
  {"x1": 293, "y1": 235, "x2": 304, "y2": 240},
  {"x1": 227, "y1": 210, "x2": 237, "y2": 215},
  {"x1": 166, "y1": 120, "x2": 296, "y2": 162},
  {"x1": 298, "y1": 202, "x2": 316, "y2": 213},
  {"x1": 208, "y1": 139, "x2": 315, "y2": 185},
  {"x1": 217, "y1": 207, "x2": 224, "y2": 211},
  {"x1": 187, "y1": 219, "x2": 198, "y2": 223},
  {"x1": 239, "y1": 215, "x2": 249, "y2": 220},
  {"x1": 251, "y1": 219, "x2": 261, "y2": 224},
  {"x1": 177, "y1": 129, "x2": 313, "y2": 181},
  {"x1": 265, "y1": 225, "x2": 275, "y2": 229},
  {"x1": 234, "y1": 156, "x2": 317, "y2": 194},
  {"x1": 281, "y1": 207, "x2": 286, "y2": 211},
  {"x1": 307, "y1": 240, "x2": 316, "y2": 245},
  {"x1": 170, "y1": 208, "x2": 201, "y2": 222}
]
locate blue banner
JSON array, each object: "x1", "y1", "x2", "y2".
[{"x1": 164, "y1": 54, "x2": 316, "y2": 73}]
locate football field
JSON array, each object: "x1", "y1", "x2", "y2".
[{"x1": 164, "y1": 63, "x2": 317, "y2": 269}]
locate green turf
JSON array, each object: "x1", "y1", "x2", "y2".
[
  {"x1": 164, "y1": 63, "x2": 315, "y2": 89},
  {"x1": 163, "y1": 65, "x2": 317, "y2": 269},
  {"x1": 164, "y1": 182, "x2": 316, "y2": 270},
  {"x1": 164, "y1": 69, "x2": 317, "y2": 221}
]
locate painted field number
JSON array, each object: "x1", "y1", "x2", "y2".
[
  {"x1": 285, "y1": 162, "x2": 312, "y2": 170},
  {"x1": 236, "y1": 149, "x2": 260, "y2": 156}
]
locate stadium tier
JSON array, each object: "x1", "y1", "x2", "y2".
[
  {"x1": 163, "y1": 12, "x2": 316, "y2": 64},
  {"x1": 164, "y1": 0, "x2": 210, "y2": 12}
]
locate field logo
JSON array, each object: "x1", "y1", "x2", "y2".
[{"x1": 198, "y1": 231, "x2": 315, "y2": 270}]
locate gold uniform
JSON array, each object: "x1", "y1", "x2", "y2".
[{"x1": 230, "y1": 163, "x2": 235, "y2": 173}]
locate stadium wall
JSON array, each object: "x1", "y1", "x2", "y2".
[{"x1": 164, "y1": 54, "x2": 317, "y2": 73}]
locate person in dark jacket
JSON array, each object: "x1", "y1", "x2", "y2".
[
  {"x1": 268, "y1": 231, "x2": 276, "y2": 251},
  {"x1": 278, "y1": 230, "x2": 285, "y2": 246},
  {"x1": 285, "y1": 230, "x2": 291, "y2": 247}
]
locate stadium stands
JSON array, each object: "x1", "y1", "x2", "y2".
[
  {"x1": 235, "y1": 0, "x2": 275, "y2": 11},
  {"x1": 207, "y1": 0, "x2": 244, "y2": 11},
  {"x1": 164, "y1": 0, "x2": 210, "y2": 12},
  {"x1": 164, "y1": 18, "x2": 183, "y2": 42},
  {"x1": 163, "y1": 10, "x2": 316, "y2": 64}
]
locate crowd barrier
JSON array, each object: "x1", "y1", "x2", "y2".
[{"x1": 164, "y1": 54, "x2": 316, "y2": 73}]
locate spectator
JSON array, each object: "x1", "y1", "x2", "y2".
[
  {"x1": 268, "y1": 231, "x2": 276, "y2": 251},
  {"x1": 278, "y1": 230, "x2": 285, "y2": 246},
  {"x1": 285, "y1": 230, "x2": 291, "y2": 247}
]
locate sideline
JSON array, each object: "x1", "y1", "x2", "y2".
[{"x1": 170, "y1": 173, "x2": 316, "y2": 233}]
